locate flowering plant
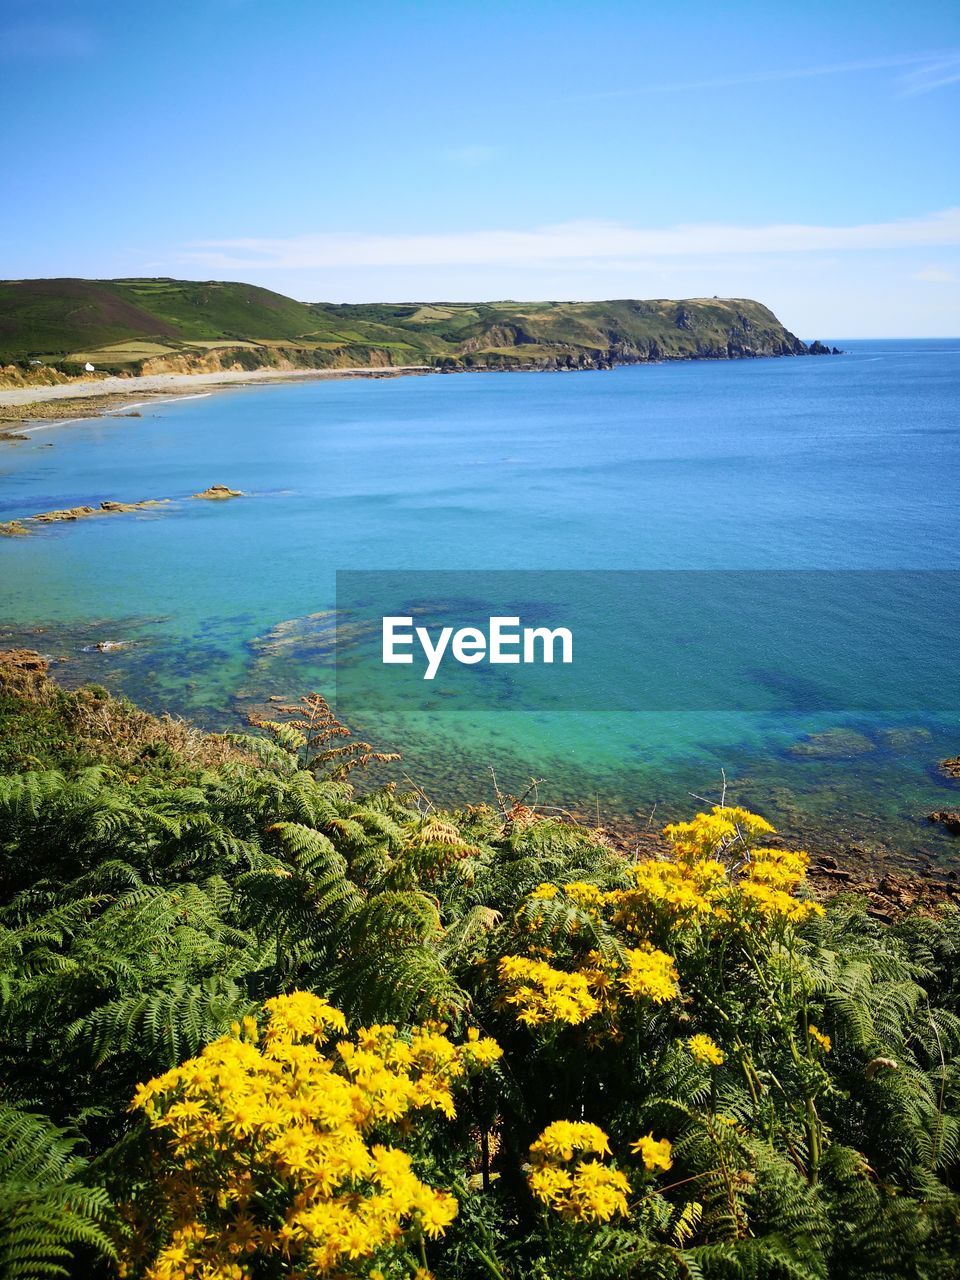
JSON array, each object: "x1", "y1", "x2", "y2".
[{"x1": 128, "y1": 993, "x2": 501, "y2": 1279}]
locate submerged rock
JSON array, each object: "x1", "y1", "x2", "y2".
[
  {"x1": 85, "y1": 640, "x2": 133, "y2": 653},
  {"x1": 787, "y1": 729, "x2": 876, "y2": 759},
  {"x1": 876, "y1": 727, "x2": 932, "y2": 751},
  {"x1": 192, "y1": 484, "x2": 243, "y2": 500},
  {"x1": 0, "y1": 520, "x2": 29, "y2": 537},
  {"x1": 939, "y1": 755, "x2": 960, "y2": 779},
  {"x1": 929, "y1": 810, "x2": 960, "y2": 835}
]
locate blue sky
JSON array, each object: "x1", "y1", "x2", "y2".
[{"x1": 1, "y1": 0, "x2": 958, "y2": 335}]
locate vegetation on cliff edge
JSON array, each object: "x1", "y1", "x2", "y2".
[{"x1": 0, "y1": 279, "x2": 819, "y2": 375}]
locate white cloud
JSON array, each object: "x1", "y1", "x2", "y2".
[
  {"x1": 573, "y1": 51, "x2": 960, "y2": 100},
  {"x1": 897, "y1": 54, "x2": 960, "y2": 96},
  {"x1": 180, "y1": 209, "x2": 960, "y2": 272},
  {"x1": 913, "y1": 267, "x2": 959, "y2": 284}
]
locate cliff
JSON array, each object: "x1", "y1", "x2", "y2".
[{"x1": 0, "y1": 278, "x2": 831, "y2": 379}]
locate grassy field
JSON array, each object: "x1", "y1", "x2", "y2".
[
  {"x1": 0, "y1": 277, "x2": 811, "y2": 374},
  {"x1": 66, "y1": 340, "x2": 181, "y2": 364}
]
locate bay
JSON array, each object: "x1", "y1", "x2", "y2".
[{"x1": 2, "y1": 339, "x2": 958, "y2": 867}]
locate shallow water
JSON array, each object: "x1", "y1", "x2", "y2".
[{"x1": 2, "y1": 341, "x2": 959, "y2": 866}]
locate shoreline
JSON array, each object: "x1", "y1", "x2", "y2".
[
  {"x1": 0, "y1": 343, "x2": 834, "y2": 432},
  {"x1": 0, "y1": 364, "x2": 433, "y2": 432},
  {"x1": 1, "y1": 643, "x2": 956, "y2": 918}
]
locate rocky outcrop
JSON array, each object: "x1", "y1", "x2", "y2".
[
  {"x1": 938, "y1": 755, "x2": 960, "y2": 779},
  {"x1": 32, "y1": 506, "x2": 98, "y2": 522},
  {"x1": 2, "y1": 490, "x2": 243, "y2": 534},
  {"x1": 31, "y1": 499, "x2": 167, "y2": 524},
  {"x1": 192, "y1": 484, "x2": 243, "y2": 500},
  {"x1": 929, "y1": 810, "x2": 960, "y2": 835},
  {"x1": 98, "y1": 499, "x2": 162, "y2": 513}
]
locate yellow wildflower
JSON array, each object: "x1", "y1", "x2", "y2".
[
  {"x1": 530, "y1": 882, "x2": 560, "y2": 900},
  {"x1": 131, "y1": 992, "x2": 498, "y2": 1279},
  {"x1": 498, "y1": 956, "x2": 600, "y2": 1026},
  {"x1": 528, "y1": 1121, "x2": 629, "y2": 1222},
  {"x1": 664, "y1": 806, "x2": 774, "y2": 863},
  {"x1": 530, "y1": 1120, "x2": 611, "y2": 1162},
  {"x1": 631, "y1": 1133, "x2": 673, "y2": 1173},
  {"x1": 808, "y1": 1024, "x2": 832, "y2": 1053},
  {"x1": 618, "y1": 946, "x2": 680, "y2": 1003},
  {"x1": 565, "y1": 1160, "x2": 630, "y2": 1221},
  {"x1": 687, "y1": 1034, "x2": 725, "y2": 1066}
]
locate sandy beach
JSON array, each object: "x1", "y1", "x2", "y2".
[{"x1": 0, "y1": 364, "x2": 431, "y2": 428}]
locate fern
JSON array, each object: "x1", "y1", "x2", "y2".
[{"x1": 0, "y1": 1105, "x2": 115, "y2": 1279}]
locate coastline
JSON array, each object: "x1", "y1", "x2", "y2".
[
  {"x1": 0, "y1": 644, "x2": 954, "y2": 919},
  {"x1": 0, "y1": 363, "x2": 432, "y2": 432},
  {"x1": 0, "y1": 339, "x2": 832, "y2": 433},
  {"x1": 3, "y1": 344, "x2": 956, "y2": 902}
]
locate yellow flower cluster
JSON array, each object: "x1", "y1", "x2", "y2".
[
  {"x1": 630, "y1": 1133, "x2": 674, "y2": 1172},
  {"x1": 498, "y1": 955, "x2": 600, "y2": 1026},
  {"x1": 531, "y1": 1119, "x2": 611, "y2": 1162},
  {"x1": 578, "y1": 949, "x2": 621, "y2": 1001},
  {"x1": 618, "y1": 946, "x2": 680, "y2": 1003},
  {"x1": 808, "y1": 1024, "x2": 831, "y2": 1053},
  {"x1": 559, "y1": 880, "x2": 606, "y2": 916},
  {"x1": 687, "y1": 1033, "x2": 725, "y2": 1066},
  {"x1": 608, "y1": 808, "x2": 822, "y2": 936},
  {"x1": 610, "y1": 856, "x2": 727, "y2": 929},
  {"x1": 530, "y1": 882, "x2": 560, "y2": 900},
  {"x1": 738, "y1": 847, "x2": 824, "y2": 923},
  {"x1": 498, "y1": 942, "x2": 679, "y2": 1028},
  {"x1": 130, "y1": 992, "x2": 501, "y2": 1279},
  {"x1": 664, "y1": 806, "x2": 775, "y2": 863},
  {"x1": 528, "y1": 1122, "x2": 630, "y2": 1222}
]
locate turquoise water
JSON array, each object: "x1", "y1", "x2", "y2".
[{"x1": 2, "y1": 342, "x2": 959, "y2": 866}]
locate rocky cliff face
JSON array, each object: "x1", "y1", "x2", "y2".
[
  {"x1": 436, "y1": 299, "x2": 819, "y2": 371},
  {"x1": 0, "y1": 282, "x2": 832, "y2": 381}
]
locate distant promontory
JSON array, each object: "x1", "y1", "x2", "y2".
[{"x1": 0, "y1": 277, "x2": 836, "y2": 381}]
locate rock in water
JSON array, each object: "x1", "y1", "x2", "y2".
[
  {"x1": 99, "y1": 499, "x2": 166, "y2": 513},
  {"x1": 876, "y1": 727, "x2": 932, "y2": 751},
  {"x1": 32, "y1": 506, "x2": 98, "y2": 523},
  {"x1": 787, "y1": 729, "x2": 876, "y2": 759},
  {"x1": 192, "y1": 484, "x2": 243, "y2": 500}
]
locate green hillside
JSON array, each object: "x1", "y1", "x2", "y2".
[
  {"x1": 0, "y1": 277, "x2": 822, "y2": 374},
  {"x1": 0, "y1": 278, "x2": 327, "y2": 357}
]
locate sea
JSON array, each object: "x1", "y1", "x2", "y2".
[{"x1": 2, "y1": 339, "x2": 958, "y2": 872}]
